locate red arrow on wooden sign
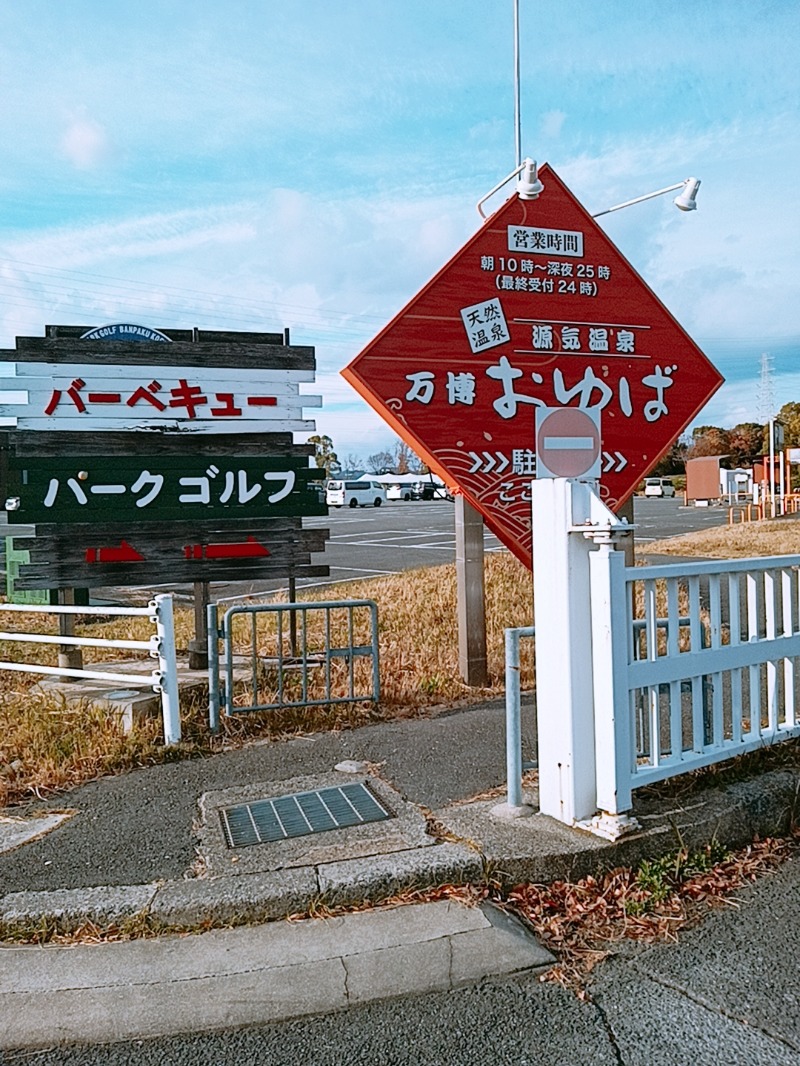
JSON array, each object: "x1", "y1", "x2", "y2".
[
  {"x1": 183, "y1": 537, "x2": 271, "y2": 560},
  {"x1": 85, "y1": 540, "x2": 145, "y2": 564}
]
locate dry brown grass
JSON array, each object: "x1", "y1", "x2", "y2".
[
  {"x1": 645, "y1": 516, "x2": 800, "y2": 559},
  {"x1": 0, "y1": 552, "x2": 534, "y2": 806}
]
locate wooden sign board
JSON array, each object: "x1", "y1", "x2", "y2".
[
  {"x1": 0, "y1": 364, "x2": 320, "y2": 433},
  {"x1": 5, "y1": 455, "x2": 326, "y2": 523},
  {"x1": 10, "y1": 518, "x2": 329, "y2": 589},
  {"x1": 0, "y1": 326, "x2": 331, "y2": 593}
]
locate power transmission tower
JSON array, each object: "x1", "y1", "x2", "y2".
[{"x1": 758, "y1": 352, "x2": 776, "y2": 423}]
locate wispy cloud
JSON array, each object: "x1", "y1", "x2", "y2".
[{"x1": 59, "y1": 111, "x2": 110, "y2": 170}]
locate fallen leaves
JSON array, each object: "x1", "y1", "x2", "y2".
[{"x1": 503, "y1": 835, "x2": 793, "y2": 992}]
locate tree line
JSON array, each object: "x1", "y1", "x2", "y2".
[
  {"x1": 310, "y1": 401, "x2": 800, "y2": 481},
  {"x1": 306, "y1": 435, "x2": 429, "y2": 479},
  {"x1": 646, "y1": 401, "x2": 800, "y2": 477}
]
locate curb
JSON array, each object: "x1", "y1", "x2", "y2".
[{"x1": 1, "y1": 766, "x2": 799, "y2": 939}]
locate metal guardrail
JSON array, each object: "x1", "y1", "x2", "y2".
[
  {"x1": 0, "y1": 595, "x2": 181, "y2": 744},
  {"x1": 207, "y1": 599, "x2": 380, "y2": 732},
  {"x1": 503, "y1": 625, "x2": 535, "y2": 810}
]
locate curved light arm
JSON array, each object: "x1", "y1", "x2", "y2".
[
  {"x1": 592, "y1": 177, "x2": 701, "y2": 218},
  {"x1": 476, "y1": 158, "x2": 544, "y2": 218},
  {"x1": 477, "y1": 161, "x2": 527, "y2": 219}
]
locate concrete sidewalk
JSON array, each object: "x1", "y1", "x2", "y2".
[
  {"x1": 2, "y1": 700, "x2": 798, "y2": 934},
  {"x1": 0, "y1": 899, "x2": 554, "y2": 1049},
  {"x1": 1, "y1": 699, "x2": 800, "y2": 1051}
]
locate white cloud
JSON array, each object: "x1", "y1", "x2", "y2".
[
  {"x1": 59, "y1": 112, "x2": 110, "y2": 170},
  {"x1": 540, "y1": 110, "x2": 567, "y2": 140}
]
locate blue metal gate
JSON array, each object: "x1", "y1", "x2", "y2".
[{"x1": 208, "y1": 599, "x2": 380, "y2": 731}]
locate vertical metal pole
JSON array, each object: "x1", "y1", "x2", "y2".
[
  {"x1": 531, "y1": 478, "x2": 598, "y2": 824},
  {"x1": 153, "y1": 595, "x2": 181, "y2": 745},
  {"x1": 207, "y1": 602, "x2": 220, "y2": 733},
  {"x1": 769, "y1": 418, "x2": 776, "y2": 518},
  {"x1": 590, "y1": 546, "x2": 634, "y2": 816},
  {"x1": 189, "y1": 580, "x2": 209, "y2": 669},
  {"x1": 455, "y1": 494, "x2": 488, "y2": 687},
  {"x1": 513, "y1": 0, "x2": 522, "y2": 168},
  {"x1": 617, "y1": 495, "x2": 635, "y2": 566},
  {"x1": 288, "y1": 573, "x2": 298, "y2": 655},
  {"x1": 57, "y1": 587, "x2": 82, "y2": 680},
  {"x1": 506, "y1": 627, "x2": 523, "y2": 807}
]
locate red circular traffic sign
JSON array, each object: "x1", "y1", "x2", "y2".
[{"x1": 536, "y1": 408, "x2": 600, "y2": 477}]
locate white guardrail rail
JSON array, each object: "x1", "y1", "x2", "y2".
[{"x1": 0, "y1": 594, "x2": 181, "y2": 744}]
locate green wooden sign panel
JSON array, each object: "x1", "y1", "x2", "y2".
[{"x1": 4, "y1": 455, "x2": 326, "y2": 523}]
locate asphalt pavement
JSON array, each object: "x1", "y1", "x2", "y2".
[
  {"x1": 2, "y1": 694, "x2": 800, "y2": 1056},
  {"x1": 2, "y1": 817, "x2": 800, "y2": 1063},
  {"x1": 2, "y1": 494, "x2": 784, "y2": 1059}
]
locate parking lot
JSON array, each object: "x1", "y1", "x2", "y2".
[
  {"x1": 176, "y1": 495, "x2": 730, "y2": 604},
  {"x1": 1, "y1": 495, "x2": 733, "y2": 605}
]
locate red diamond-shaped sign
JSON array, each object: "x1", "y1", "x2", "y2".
[{"x1": 342, "y1": 164, "x2": 723, "y2": 568}]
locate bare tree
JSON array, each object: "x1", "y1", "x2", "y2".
[
  {"x1": 339, "y1": 453, "x2": 364, "y2": 474},
  {"x1": 367, "y1": 450, "x2": 394, "y2": 474}
]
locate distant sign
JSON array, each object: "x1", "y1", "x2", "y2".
[{"x1": 80, "y1": 324, "x2": 172, "y2": 342}]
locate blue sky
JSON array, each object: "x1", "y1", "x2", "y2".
[{"x1": 0, "y1": 0, "x2": 797, "y2": 462}]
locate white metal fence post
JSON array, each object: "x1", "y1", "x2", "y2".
[
  {"x1": 531, "y1": 478, "x2": 598, "y2": 824},
  {"x1": 152, "y1": 594, "x2": 181, "y2": 746},
  {"x1": 589, "y1": 544, "x2": 637, "y2": 834}
]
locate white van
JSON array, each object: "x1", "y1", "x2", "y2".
[
  {"x1": 326, "y1": 480, "x2": 386, "y2": 508},
  {"x1": 644, "y1": 477, "x2": 676, "y2": 498}
]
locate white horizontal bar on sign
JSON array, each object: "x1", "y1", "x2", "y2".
[
  {"x1": 4, "y1": 417, "x2": 318, "y2": 433},
  {"x1": 0, "y1": 384, "x2": 322, "y2": 408},
  {"x1": 543, "y1": 436, "x2": 596, "y2": 450},
  {"x1": 0, "y1": 363, "x2": 316, "y2": 384},
  {"x1": 0, "y1": 381, "x2": 311, "y2": 404}
]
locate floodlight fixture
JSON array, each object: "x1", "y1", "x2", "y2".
[
  {"x1": 592, "y1": 177, "x2": 702, "y2": 218},
  {"x1": 673, "y1": 177, "x2": 701, "y2": 212}
]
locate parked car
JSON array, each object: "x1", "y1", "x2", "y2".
[
  {"x1": 643, "y1": 477, "x2": 676, "y2": 498},
  {"x1": 325, "y1": 480, "x2": 386, "y2": 508},
  {"x1": 418, "y1": 481, "x2": 453, "y2": 501},
  {"x1": 385, "y1": 483, "x2": 413, "y2": 501}
]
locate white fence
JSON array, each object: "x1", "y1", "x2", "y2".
[
  {"x1": 0, "y1": 595, "x2": 181, "y2": 744},
  {"x1": 595, "y1": 552, "x2": 800, "y2": 816},
  {"x1": 522, "y1": 477, "x2": 800, "y2": 836}
]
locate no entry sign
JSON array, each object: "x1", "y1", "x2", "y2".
[
  {"x1": 342, "y1": 164, "x2": 723, "y2": 568},
  {"x1": 535, "y1": 407, "x2": 600, "y2": 479}
]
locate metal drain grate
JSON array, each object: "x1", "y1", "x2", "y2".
[{"x1": 219, "y1": 782, "x2": 392, "y2": 848}]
